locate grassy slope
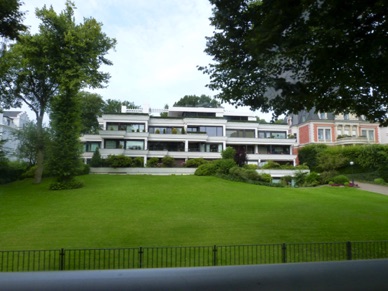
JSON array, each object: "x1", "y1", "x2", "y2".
[{"x1": 0, "y1": 175, "x2": 387, "y2": 250}]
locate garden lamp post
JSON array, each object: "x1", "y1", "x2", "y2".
[{"x1": 349, "y1": 161, "x2": 354, "y2": 186}]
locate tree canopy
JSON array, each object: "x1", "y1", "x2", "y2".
[
  {"x1": 201, "y1": 0, "x2": 388, "y2": 125},
  {"x1": 173, "y1": 94, "x2": 221, "y2": 107},
  {"x1": 0, "y1": 0, "x2": 26, "y2": 43}
]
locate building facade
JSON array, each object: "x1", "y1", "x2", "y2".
[
  {"x1": 288, "y1": 109, "x2": 382, "y2": 156},
  {"x1": 80, "y1": 106, "x2": 297, "y2": 167},
  {"x1": 0, "y1": 111, "x2": 29, "y2": 160}
]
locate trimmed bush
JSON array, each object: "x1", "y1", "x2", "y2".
[
  {"x1": 319, "y1": 171, "x2": 338, "y2": 184},
  {"x1": 261, "y1": 160, "x2": 281, "y2": 169},
  {"x1": 332, "y1": 175, "x2": 350, "y2": 185},
  {"x1": 214, "y1": 159, "x2": 237, "y2": 175},
  {"x1": 162, "y1": 155, "x2": 175, "y2": 167},
  {"x1": 221, "y1": 147, "x2": 236, "y2": 160},
  {"x1": 374, "y1": 178, "x2": 386, "y2": 185},
  {"x1": 185, "y1": 158, "x2": 208, "y2": 168},
  {"x1": 304, "y1": 171, "x2": 321, "y2": 187},
  {"x1": 260, "y1": 173, "x2": 272, "y2": 183},
  {"x1": 106, "y1": 155, "x2": 132, "y2": 168},
  {"x1": 132, "y1": 157, "x2": 144, "y2": 167},
  {"x1": 147, "y1": 157, "x2": 159, "y2": 168},
  {"x1": 195, "y1": 163, "x2": 217, "y2": 176}
]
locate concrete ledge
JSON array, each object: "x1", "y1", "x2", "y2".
[
  {"x1": 90, "y1": 167, "x2": 196, "y2": 175},
  {"x1": 257, "y1": 169, "x2": 310, "y2": 177}
]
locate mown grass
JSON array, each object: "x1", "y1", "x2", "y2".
[{"x1": 0, "y1": 175, "x2": 387, "y2": 250}]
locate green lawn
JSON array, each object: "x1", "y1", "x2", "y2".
[{"x1": 0, "y1": 175, "x2": 387, "y2": 250}]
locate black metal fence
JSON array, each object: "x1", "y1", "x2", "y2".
[{"x1": 1, "y1": 241, "x2": 388, "y2": 272}]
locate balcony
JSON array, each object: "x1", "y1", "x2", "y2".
[{"x1": 335, "y1": 136, "x2": 373, "y2": 146}]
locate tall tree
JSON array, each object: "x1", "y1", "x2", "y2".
[
  {"x1": 102, "y1": 99, "x2": 139, "y2": 114},
  {"x1": 36, "y1": 2, "x2": 116, "y2": 187},
  {"x1": 13, "y1": 120, "x2": 50, "y2": 166},
  {"x1": 173, "y1": 94, "x2": 220, "y2": 107},
  {"x1": 0, "y1": 0, "x2": 26, "y2": 44},
  {"x1": 0, "y1": 1, "x2": 116, "y2": 184},
  {"x1": 79, "y1": 91, "x2": 105, "y2": 134},
  {"x1": 201, "y1": 0, "x2": 388, "y2": 126}
]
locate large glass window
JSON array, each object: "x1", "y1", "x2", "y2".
[
  {"x1": 187, "y1": 126, "x2": 223, "y2": 136},
  {"x1": 227, "y1": 145, "x2": 255, "y2": 154},
  {"x1": 149, "y1": 127, "x2": 183, "y2": 134},
  {"x1": 105, "y1": 139, "x2": 125, "y2": 149},
  {"x1": 188, "y1": 142, "x2": 223, "y2": 152},
  {"x1": 148, "y1": 142, "x2": 184, "y2": 151},
  {"x1": 83, "y1": 142, "x2": 101, "y2": 152},
  {"x1": 226, "y1": 129, "x2": 255, "y2": 138},
  {"x1": 126, "y1": 140, "x2": 144, "y2": 150},
  {"x1": 258, "y1": 131, "x2": 287, "y2": 139},
  {"x1": 106, "y1": 123, "x2": 145, "y2": 132},
  {"x1": 257, "y1": 145, "x2": 290, "y2": 154}
]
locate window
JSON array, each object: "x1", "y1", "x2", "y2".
[
  {"x1": 83, "y1": 142, "x2": 101, "y2": 152},
  {"x1": 319, "y1": 112, "x2": 327, "y2": 119},
  {"x1": 344, "y1": 113, "x2": 349, "y2": 120},
  {"x1": 105, "y1": 139, "x2": 125, "y2": 149},
  {"x1": 106, "y1": 122, "x2": 145, "y2": 132},
  {"x1": 126, "y1": 140, "x2": 144, "y2": 150},
  {"x1": 148, "y1": 141, "x2": 184, "y2": 151},
  {"x1": 361, "y1": 129, "x2": 375, "y2": 141},
  {"x1": 318, "y1": 128, "x2": 332, "y2": 142},
  {"x1": 188, "y1": 142, "x2": 223, "y2": 152},
  {"x1": 226, "y1": 129, "x2": 255, "y2": 138},
  {"x1": 258, "y1": 131, "x2": 287, "y2": 139},
  {"x1": 187, "y1": 126, "x2": 223, "y2": 136}
]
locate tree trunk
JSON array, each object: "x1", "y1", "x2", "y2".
[{"x1": 33, "y1": 114, "x2": 45, "y2": 184}]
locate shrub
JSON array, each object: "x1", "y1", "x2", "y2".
[
  {"x1": 332, "y1": 175, "x2": 350, "y2": 185},
  {"x1": 319, "y1": 171, "x2": 338, "y2": 184},
  {"x1": 243, "y1": 164, "x2": 258, "y2": 170},
  {"x1": 214, "y1": 159, "x2": 237, "y2": 175},
  {"x1": 221, "y1": 147, "x2": 236, "y2": 160},
  {"x1": 132, "y1": 157, "x2": 144, "y2": 167},
  {"x1": 281, "y1": 175, "x2": 293, "y2": 186},
  {"x1": 172, "y1": 128, "x2": 177, "y2": 134},
  {"x1": 76, "y1": 163, "x2": 90, "y2": 175},
  {"x1": 49, "y1": 178, "x2": 84, "y2": 190},
  {"x1": 185, "y1": 158, "x2": 208, "y2": 168},
  {"x1": 162, "y1": 155, "x2": 175, "y2": 167},
  {"x1": 294, "y1": 171, "x2": 308, "y2": 186},
  {"x1": 106, "y1": 155, "x2": 132, "y2": 168},
  {"x1": 259, "y1": 173, "x2": 272, "y2": 183},
  {"x1": 90, "y1": 148, "x2": 102, "y2": 167},
  {"x1": 374, "y1": 178, "x2": 386, "y2": 185},
  {"x1": 261, "y1": 160, "x2": 281, "y2": 169},
  {"x1": 304, "y1": 172, "x2": 321, "y2": 187},
  {"x1": 195, "y1": 163, "x2": 217, "y2": 176},
  {"x1": 147, "y1": 157, "x2": 159, "y2": 168}
]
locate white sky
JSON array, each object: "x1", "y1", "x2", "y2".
[{"x1": 19, "y1": 0, "x2": 272, "y2": 121}]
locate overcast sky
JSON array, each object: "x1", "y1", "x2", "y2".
[{"x1": 20, "y1": 0, "x2": 271, "y2": 120}]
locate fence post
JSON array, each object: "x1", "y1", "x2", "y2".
[
  {"x1": 139, "y1": 247, "x2": 143, "y2": 269},
  {"x1": 213, "y1": 245, "x2": 217, "y2": 266},
  {"x1": 282, "y1": 243, "x2": 287, "y2": 263},
  {"x1": 59, "y1": 249, "x2": 65, "y2": 271},
  {"x1": 346, "y1": 241, "x2": 352, "y2": 260}
]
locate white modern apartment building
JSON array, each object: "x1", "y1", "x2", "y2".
[
  {"x1": 0, "y1": 111, "x2": 29, "y2": 160},
  {"x1": 80, "y1": 106, "x2": 297, "y2": 167}
]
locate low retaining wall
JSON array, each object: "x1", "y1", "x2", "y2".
[
  {"x1": 90, "y1": 167, "x2": 196, "y2": 175},
  {"x1": 256, "y1": 169, "x2": 310, "y2": 177}
]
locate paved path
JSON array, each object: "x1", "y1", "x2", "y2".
[{"x1": 355, "y1": 181, "x2": 388, "y2": 196}]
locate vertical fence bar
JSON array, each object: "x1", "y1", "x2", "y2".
[
  {"x1": 138, "y1": 247, "x2": 143, "y2": 269},
  {"x1": 346, "y1": 241, "x2": 352, "y2": 260},
  {"x1": 282, "y1": 243, "x2": 287, "y2": 263},
  {"x1": 213, "y1": 245, "x2": 217, "y2": 266},
  {"x1": 59, "y1": 248, "x2": 65, "y2": 271}
]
